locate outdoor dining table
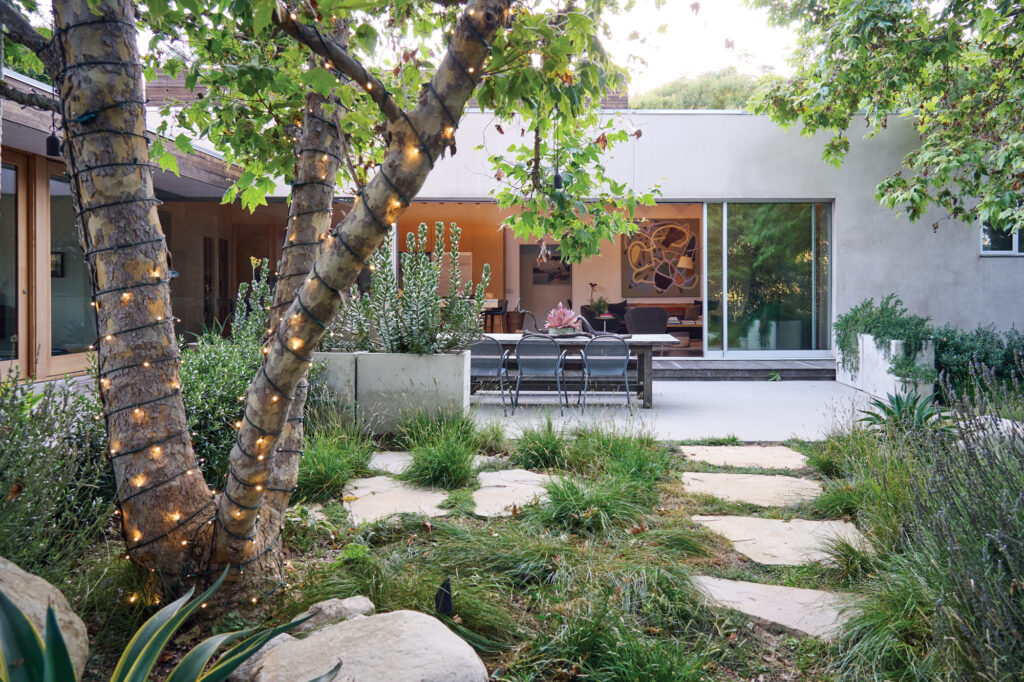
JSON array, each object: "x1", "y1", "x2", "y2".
[{"x1": 484, "y1": 333, "x2": 679, "y2": 408}]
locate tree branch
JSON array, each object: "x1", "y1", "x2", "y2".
[
  {"x1": 0, "y1": 81, "x2": 60, "y2": 112},
  {"x1": 274, "y1": 10, "x2": 404, "y2": 123},
  {"x1": 0, "y1": 0, "x2": 51, "y2": 59}
]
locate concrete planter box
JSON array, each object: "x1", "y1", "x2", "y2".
[
  {"x1": 313, "y1": 351, "x2": 470, "y2": 434},
  {"x1": 836, "y1": 332, "x2": 934, "y2": 398}
]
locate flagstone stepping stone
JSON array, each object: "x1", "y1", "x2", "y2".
[
  {"x1": 693, "y1": 576, "x2": 851, "y2": 639},
  {"x1": 370, "y1": 451, "x2": 412, "y2": 474},
  {"x1": 682, "y1": 445, "x2": 808, "y2": 470},
  {"x1": 370, "y1": 452, "x2": 506, "y2": 476},
  {"x1": 472, "y1": 469, "x2": 551, "y2": 517},
  {"x1": 681, "y1": 472, "x2": 822, "y2": 507},
  {"x1": 342, "y1": 476, "x2": 448, "y2": 525},
  {"x1": 692, "y1": 515, "x2": 868, "y2": 565}
]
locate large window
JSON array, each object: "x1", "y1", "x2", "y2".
[
  {"x1": 1, "y1": 166, "x2": 17, "y2": 362},
  {"x1": 705, "y1": 201, "x2": 832, "y2": 355},
  {"x1": 981, "y1": 223, "x2": 1024, "y2": 255},
  {"x1": 50, "y1": 176, "x2": 96, "y2": 355}
]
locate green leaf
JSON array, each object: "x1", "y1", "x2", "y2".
[
  {"x1": 0, "y1": 589, "x2": 46, "y2": 682},
  {"x1": 200, "y1": 617, "x2": 312, "y2": 682},
  {"x1": 165, "y1": 630, "x2": 252, "y2": 682},
  {"x1": 42, "y1": 607, "x2": 77, "y2": 682},
  {"x1": 157, "y1": 152, "x2": 180, "y2": 175},
  {"x1": 114, "y1": 569, "x2": 229, "y2": 682}
]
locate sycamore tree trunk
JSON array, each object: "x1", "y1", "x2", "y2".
[
  {"x1": 2, "y1": 0, "x2": 509, "y2": 599},
  {"x1": 217, "y1": 0, "x2": 510, "y2": 573},
  {"x1": 49, "y1": 0, "x2": 214, "y2": 584}
]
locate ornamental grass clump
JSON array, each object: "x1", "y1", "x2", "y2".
[
  {"x1": 404, "y1": 437, "x2": 477, "y2": 490},
  {"x1": 513, "y1": 417, "x2": 569, "y2": 469},
  {"x1": 322, "y1": 222, "x2": 489, "y2": 355}
]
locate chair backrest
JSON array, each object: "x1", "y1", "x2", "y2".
[
  {"x1": 515, "y1": 334, "x2": 562, "y2": 376},
  {"x1": 520, "y1": 310, "x2": 541, "y2": 333},
  {"x1": 625, "y1": 307, "x2": 669, "y2": 334},
  {"x1": 496, "y1": 299, "x2": 508, "y2": 313},
  {"x1": 469, "y1": 337, "x2": 505, "y2": 375},
  {"x1": 583, "y1": 336, "x2": 630, "y2": 376}
]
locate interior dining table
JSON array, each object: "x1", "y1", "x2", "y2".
[{"x1": 484, "y1": 333, "x2": 679, "y2": 408}]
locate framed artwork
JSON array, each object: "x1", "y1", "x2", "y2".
[
  {"x1": 50, "y1": 252, "x2": 64, "y2": 278},
  {"x1": 532, "y1": 247, "x2": 570, "y2": 285},
  {"x1": 622, "y1": 219, "x2": 700, "y2": 297}
]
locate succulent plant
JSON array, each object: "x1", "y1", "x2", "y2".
[{"x1": 545, "y1": 302, "x2": 579, "y2": 329}]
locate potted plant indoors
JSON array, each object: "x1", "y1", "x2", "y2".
[
  {"x1": 546, "y1": 302, "x2": 580, "y2": 336},
  {"x1": 315, "y1": 222, "x2": 489, "y2": 433}
]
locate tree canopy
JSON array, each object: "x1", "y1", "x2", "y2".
[
  {"x1": 749, "y1": 0, "x2": 1024, "y2": 234},
  {"x1": 631, "y1": 66, "x2": 760, "y2": 110}
]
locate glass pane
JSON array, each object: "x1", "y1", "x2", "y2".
[
  {"x1": 982, "y1": 223, "x2": 1013, "y2": 251},
  {"x1": 814, "y1": 203, "x2": 832, "y2": 350},
  {"x1": 727, "y1": 203, "x2": 815, "y2": 351},
  {"x1": 50, "y1": 176, "x2": 96, "y2": 355},
  {"x1": 706, "y1": 203, "x2": 723, "y2": 351},
  {"x1": 1, "y1": 166, "x2": 17, "y2": 361}
]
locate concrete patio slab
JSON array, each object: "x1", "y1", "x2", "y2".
[
  {"x1": 472, "y1": 469, "x2": 551, "y2": 517},
  {"x1": 472, "y1": 380, "x2": 867, "y2": 441},
  {"x1": 342, "y1": 476, "x2": 448, "y2": 525},
  {"x1": 693, "y1": 576, "x2": 851, "y2": 639},
  {"x1": 692, "y1": 515, "x2": 868, "y2": 565},
  {"x1": 682, "y1": 445, "x2": 809, "y2": 470},
  {"x1": 681, "y1": 472, "x2": 822, "y2": 507}
]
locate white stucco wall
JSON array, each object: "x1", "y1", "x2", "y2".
[{"x1": 420, "y1": 110, "x2": 1023, "y2": 333}]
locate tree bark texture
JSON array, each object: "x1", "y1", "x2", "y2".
[
  {"x1": 216, "y1": 41, "x2": 349, "y2": 589},
  {"x1": 210, "y1": 0, "x2": 511, "y2": 569},
  {"x1": 50, "y1": 0, "x2": 213, "y2": 587}
]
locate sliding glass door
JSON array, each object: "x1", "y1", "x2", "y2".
[{"x1": 704, "y1": 201, "x2": 831, "y2": 357}]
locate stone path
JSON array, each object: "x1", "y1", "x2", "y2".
[
  {"x1": 691, "y1": 515, "x2": 868, "y2": 565},
  {"x1": 693, "y1": 576, "x2": 850, "y2": 639},
  {"x1": 681, "y1": 472, "x2": 822, "y2": 506},
  {"x1": 683, "y1": 443, "x2": 859, "y2": 638},
  {"x1": 342, "y1": 455, "x2": 550, "y2": 524},
  {"x1": 682, "y1": 444, "x2": 808, "y2": 470},
  {"x1": 369, "y1": 451, "x2": 505, "y2": 476}
]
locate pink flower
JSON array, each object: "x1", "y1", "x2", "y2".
[{"x1": 546, "y1": 302, "x2": 579, "y2": 329}]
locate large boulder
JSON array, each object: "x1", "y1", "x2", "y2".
[
  {"x1": 0, "y1": 556, "x2": 89, "y2": 677},
  {"x1": 250, "y1": 610, "x2": 488, "y2": 681},
  {"x1": 227, "y1": 634, "x2": 297, "y2": 682},
  {"x1": 292, "y1": 596, "x2": 375, "y2": 634}
]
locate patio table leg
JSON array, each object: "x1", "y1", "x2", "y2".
[{"x1": 640, "y1": 348, "x2": 653, "y2": 408}]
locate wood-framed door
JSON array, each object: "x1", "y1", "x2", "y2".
[
  {"x1": 38, "y1": 160, "x2": 94, "y2": 377},
  {"x1": 0, "y1": 150, "x2": 30, "y2": 378}
]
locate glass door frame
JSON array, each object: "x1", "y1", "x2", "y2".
[
  {"x1": 1, "y1": 151, "x2": 30, "y2": 378},
  {"x1": 702, "y1": 200, "x2": 834, "y2": 360}
]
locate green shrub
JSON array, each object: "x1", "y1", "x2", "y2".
[
  {"x1": 296, "y1": 421, "x2": 374, "y2": 503},
  {"x1": 512, "y1": 417, "x2": 568, "y2": 469},
  {"x1": 0, "y1": 374, "x2": 112, "y2": 582},
  {"x1": 322, "y1": 222, "x2": 489, "y2": 355},
  {"x1": 834, "y1": 294, "x2": 932, "y2": 375},
  {"x1": 530, "y1": 476, "x2": 647, "y2": 536},
  {"x1": 934, "y1": 323, "x2": 1024, "y2": 395},
  {"x1": 835, "y1": 372, "x2": 1024, "y2": 679},
  {"x1": 179, "y1": 258, "x2": 273, "y2": 481},
  {"x1": 403, "y1": 437, "x2": 477, "y2": 489}
]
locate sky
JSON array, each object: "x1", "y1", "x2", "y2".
[{"x1": 604, "y1": 0, "x2": 797, "y2": 95}]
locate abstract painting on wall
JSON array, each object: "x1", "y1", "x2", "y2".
[{"x1": 622, "y1": 219, "x2": 701, "y2": 297}]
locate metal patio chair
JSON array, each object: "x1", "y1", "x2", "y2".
[
  {"x1": 579, "y1": 335, "x2": 633, "y2": 412},
  {"x1": 469, "y1": 337, "x2": 510, "y2": 415},
  {"x1": 513, "y1": 334, "x2": 569, "y2": 415}
]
